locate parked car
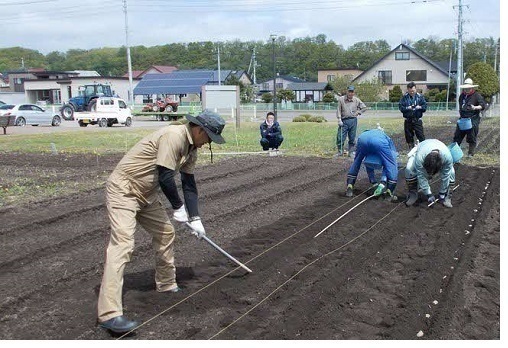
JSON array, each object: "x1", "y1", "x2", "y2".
[
  {"x1": 0, "y1": 104, "x2": 61, "y2": 127},
  {"x1": 0, "y1": 100, "x2": 6, "y2": 106}
]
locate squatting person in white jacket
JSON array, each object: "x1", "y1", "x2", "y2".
[{"x1": 405, "y1": 139, "x2": 456, "y2": 208}]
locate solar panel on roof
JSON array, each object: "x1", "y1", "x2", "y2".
[{"x1": 133, "y1": 70, "x2": 214, "y2": 95}]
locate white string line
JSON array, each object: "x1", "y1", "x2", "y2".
[
  {"x1": 208, "y1": 201, "x2": 404, "y2": 340},
  {"x1": 116, "y1": 185, "x2": 373, "y2": 339}
]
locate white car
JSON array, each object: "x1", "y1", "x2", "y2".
[{"x1": 0, "y1": 104, "x2": 61, "y2": 127}]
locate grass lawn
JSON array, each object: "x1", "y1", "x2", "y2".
[{"x1": 0, "y1": 116, "x2": 499, "y2": 165}]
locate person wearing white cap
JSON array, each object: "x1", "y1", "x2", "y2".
[{"x1": 453, "y1": 78, "x2": 486, "y2": 157}]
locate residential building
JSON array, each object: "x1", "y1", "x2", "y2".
[
  {"x1": 286, "y1": 82, "x2": 333, "y2": 102},
  {"x1": 256, "y1": 75, "x2": 305, "y2": 94},
  {"x1": 353, "y1": 43, "x2": 454, "y2": 94},
  {"x1": 317, "y1": 69, "x2": 363, "y2": 83}
]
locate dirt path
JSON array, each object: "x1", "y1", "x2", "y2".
[{"x1": 0, "y1": 127, "x2": 500, "y2": 340}]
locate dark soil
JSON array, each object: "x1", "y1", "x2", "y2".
[{"x1": 0, "y1": 125, "x2": 500, "y2": 340}]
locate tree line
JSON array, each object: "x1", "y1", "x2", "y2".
[{"x1": 0, "y1": 35, "x2": 499, "y2": 83}]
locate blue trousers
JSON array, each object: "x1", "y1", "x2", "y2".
[
  {"x1": 337, "y1": 118, "x2": 357, "y2": 151},
  {"x1": 261, "y1": 135, "x2": 283, "y2": 150}
]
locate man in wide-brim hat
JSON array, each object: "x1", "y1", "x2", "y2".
[
  {"x1": 97, "y1": 110, "x2": 225, "y2": 335},
  {"x1": 453, "y1": 78, "x2": 485, "y2": 157}
]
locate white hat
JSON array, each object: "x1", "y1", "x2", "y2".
[{"x1": 459, "y1": 78, "x2": 478, "y2": 89}]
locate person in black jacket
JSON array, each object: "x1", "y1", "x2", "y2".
[
  {"x1": 260, "y1": 112, "x2": 284, "y2": 150},
  {"x1": 453, "y1": 78, "x2": 486, "y2": 157},
  {"x1": 399, "y1": 81, "x2": 427, "y2": 150}
]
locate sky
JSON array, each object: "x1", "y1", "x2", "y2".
[{"x1": 0, "y1": 0, "x2": 501, "y2": 55}]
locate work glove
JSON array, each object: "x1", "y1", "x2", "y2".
[
  {"x1": 406, "y1": 106, "x2": 413, "y2": 110},
  {"x1": 427, "y1": 194, "x2": 436, "y2": 204},
  {"x1": 188, "y1": 217, "x2": 206, "y2": 239},
  {"x1": 438, "y1": 193, "x2": 446, "y2": 201},
  {"x1": 474, "y1": 105, "x2": 482, "y2": 110},
  {"x1": 173, "y1": 205, "x2": 188, "y2": 223},
  {"x1": 373, "y1": 183, "x2": 385, "y2": 197},
  {"x1": 415, "y1": 105, "x2": 422, "y2": 110},
  {"x1": 338, "y1": 119, "x2": 343, "y2": 127}
]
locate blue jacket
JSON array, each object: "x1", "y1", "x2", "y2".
[
  {"x1": 347, "y1": 129, "x2": 398, "y2": 191},
  {"x1": 260, "y1": 121, "x2": 282, "y2": 139},
  {"x1": 399, "y1": 93, "x2": 427, "y2": 119}
]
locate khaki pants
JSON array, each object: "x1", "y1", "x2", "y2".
[{"x1": 97, "y1": 174, "x2": 177, "y2": 322}]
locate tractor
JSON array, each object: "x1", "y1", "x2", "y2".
[{"x1": 60, "y1": 84, "x2": 114, "y2": 120}]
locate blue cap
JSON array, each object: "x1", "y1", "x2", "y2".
[{"x1": 347, "y1": 86, "x2": 355, "y2": 91}]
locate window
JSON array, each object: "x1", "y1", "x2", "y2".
[
  {"x1": 276, "y1": 83, "x2": 283, "y2": 89},
  {"x1": 262, "y1": 83, "x2": 269, "y2": 90},
  {"x1": 395, "y1": 52, "x2": 410, "y2": 60},
  {"x1": 378, "y1": 70, "x2": 392, "y2": 85},
  {"x1": 100, "y1": 99, "x2": 113, "y2": 105},
  {"x1": 119, "y1": 100, "x2": 127, "y2": 109},
  {"x1": 142, "y1": 95, "x2": 153, "y2": 103},
  {"x1": 406, "y1": 70, "x2": 427, "y2": 81},
  {"x1": 327, "y1": 75, "x2": 335, "y2": 82}
]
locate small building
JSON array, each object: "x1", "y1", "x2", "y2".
[
  {"x1": 256, "y1": 75, "x2": 305, "y2": 94},
  {"x1": 286, "y1": 82, "x2": 333, "y2": 102},
  {"x1": 123, "y1": 65, "x2": 178, "y2": 79},
  {"x1": 317, "y1": 69, "x2": 363, "y2": 83}
]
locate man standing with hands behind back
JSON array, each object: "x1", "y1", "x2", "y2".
[
  {"x1": 399, "y1": 81, "x2": 427, "y2": 150},
  {"x1": 336, "y1": 85, "x2": 367, "y2": 157}
]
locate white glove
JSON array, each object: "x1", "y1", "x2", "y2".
[
  {"x1": 173, "y1": 205, "x2": 188, "y2": 222},
  {"x1": 188, "y1": 217, "x2": 206, "y2": 239},
  {"x1": 338, "y1": 119, "x2": 343, "y2": 127},
  {"x1": 474, "y1": 105, "x2": 482, "y2": 110},
  {"x1": 415, "y1": 105, "x2": 422, "y2": 110}
]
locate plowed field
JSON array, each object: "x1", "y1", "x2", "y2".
[{"x1": 0, "y1": 124, "x2": 500, "y2": 340}]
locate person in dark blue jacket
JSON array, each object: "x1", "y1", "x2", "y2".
[
  {"x1": 399, "y1": 81, "x2": 427, "y2": 150},
  {"x1": 260, "y1": 112, "x2": 284, "y2": 150},
  {"x1": 345, "y1": 129, "x2": 399, "y2": 202}
]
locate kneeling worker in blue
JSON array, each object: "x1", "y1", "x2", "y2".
[{"x1": 345, "y1": 129, "x2": 399, "y2": 202}]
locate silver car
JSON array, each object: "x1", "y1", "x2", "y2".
[{"x1": 0, "y1": 104, "x2": 61, "y2": 127}]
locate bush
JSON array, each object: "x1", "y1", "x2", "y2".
[
  {"x1": 292, "y1": 114, "x2": 327, "y2": 123},
  {"x1": 292, "y1": 116, "x2": 307, "y2": 122},
  {"x1": 308, "y1": 116, "x2": 327, "y2": 123},
  {"x1": 389, "y1": 85, "x2": 403, "y2": 102},
  {"x1": 322, "y1": 92, "x2": 337, "y2": 103}
]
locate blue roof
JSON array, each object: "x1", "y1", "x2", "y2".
[{"x1": 133, "y1": 70, "x2": 214, "y2": 95}]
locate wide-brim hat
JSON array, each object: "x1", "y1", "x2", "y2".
[
  {"x1": 459, "y1": 78, "x2": 478, "y2": 89},
  {"x1": 186, "y1": 110, "x2": 226, "y2": 144}
]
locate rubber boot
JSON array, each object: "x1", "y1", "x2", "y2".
[
  {"x1": 405, "y1": 178, "x2": 418, "y2": 206},
  {"x1": 468, "y1": 143, "x2": 476, "y2": 157},
  {"x1": 345, "y1": 184, "x2": 354, "y2": 197},
  {"x1": 441, "y1": 181, "x2": 454, "y2": 208},
  {"x1": 383, "y1": 189, "x2": 399, "y2": 203}
]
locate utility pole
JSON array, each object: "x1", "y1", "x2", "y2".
[
  {"x1": 123, "y1": 0, "x2": 134, "y2": 107},
  {"x1": 217, "y1": 44, "x2": 221, "y2": 86},
  {"x1": 252, "y1": 47, "x2": 257, "y2": 85},
  {"x1": 270, "y1": 34, "x2": 277, "y2": 120},
  {"x1": 454, "y1": 0, "x2": 465, "y2": 111},
  {"x1": 446, "y1": 40, "x2": 454, "y2": 111}
]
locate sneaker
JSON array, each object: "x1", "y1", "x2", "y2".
[
  {"x1": 343, "y1": 150, "x2": 349, "y2": 157},
  {"x1": 98, "y1": 315, "x2": 139, "y2": 334},
  {"x1": 349, "y1": 151, "x2": 356, "y2": 158},
  {"x1": 345, "y1": 184, "x2": 353, "y2": 197}
]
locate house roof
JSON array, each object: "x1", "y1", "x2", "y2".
[
  {"x1": 287, "y1": 82, "x2": 329, "y2": 91},
  {"x1": 123, "y1": 70, "x2": 144, "y2": 78},
  {"x1": 258, "y1": 75, "x2": 305, "y2": 84},
  {"x1": 151, "y1": 65, "x2": 179, "y2": 74},
  {"x1": 133, "y1": 70, "x2": 214, "y2": 95},
  {"x1": 353, "y1": 43, "x2": 450, "y2": 82}
]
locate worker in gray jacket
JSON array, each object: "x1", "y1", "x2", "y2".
[
  {"x1": 405, "y1": 139, "x2": 455, "y2": 208},
  {"x1": 336, "y1": 85, "x2": 367, "y2": 157}
]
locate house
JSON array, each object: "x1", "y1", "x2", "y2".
[
  {"x1": 123, "y1": 65, "x2": 178, "y2": 79},
  {"x1": 353, "y1": 43, "x2": 454, "y2": 94},
  {"x1": 317, "y1": 69, "x2": 363, "y2": 83},
  {"x1": 208, "y1": 70, "x2": 252, "y2": 86},
  {"x1": 23, "y1": 75, "x2": 141, "y2": 104},
  {"x1": 256, "y1": 75, "x2": 305, "y2": 94},
  {"x1": 286, "y1": 82, "x2": 333, "y2": 102}
]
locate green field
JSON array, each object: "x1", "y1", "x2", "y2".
[{"x1": 0, "y1": 116, "x2": 500, "y2": 165}]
